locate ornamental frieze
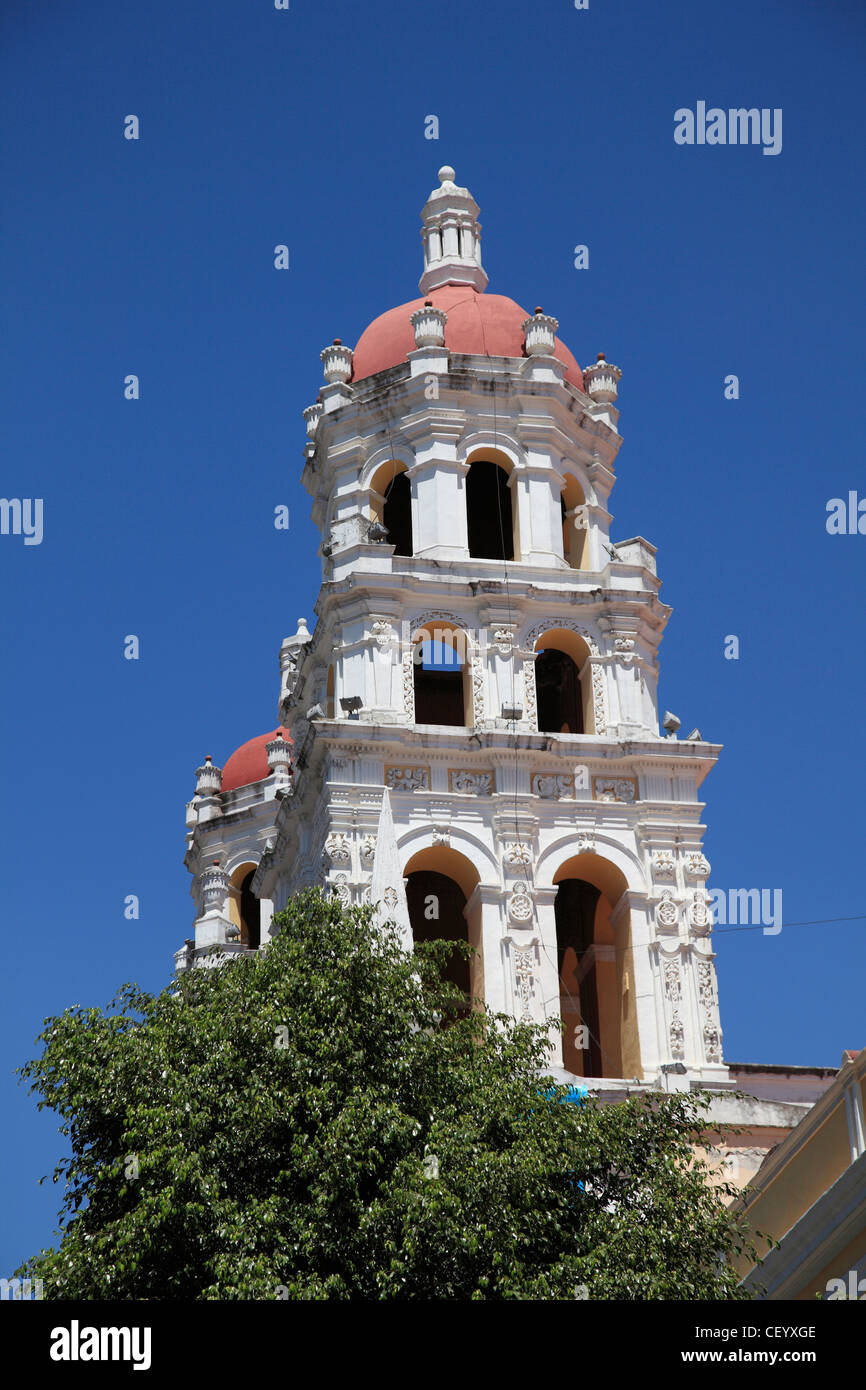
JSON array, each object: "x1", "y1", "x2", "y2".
[
  {"x1": 593, "y1": 777, "x2": 637, "y2": 804},
  {"x1": 532, "y1": 773, "x2": 574, "y2": 799},
  {"x1": 448, "y1": 769, "x2": 493, "y2": 795},
  {"x1": 386, "y1": 765, "x2": 430, "y2": 792}
]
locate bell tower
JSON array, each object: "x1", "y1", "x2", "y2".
[{"x1": 254, "y1": 166, "x2": 729, "y2": 1091}]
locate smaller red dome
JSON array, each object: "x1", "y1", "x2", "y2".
[{"x1": 221, "y1": 727, "x2": 291, "y2": 792}]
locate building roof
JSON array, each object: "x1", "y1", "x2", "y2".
[
  {"x1": 221, "y1": 727, "x2": 291, "y2": 792},
  {"x1": 351, "y1": 284, "x2": 585, "y2": 391}
]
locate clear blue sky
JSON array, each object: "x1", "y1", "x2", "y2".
[{"x1": 2, "y1": 0, "x2": 864, "y2": 1272}]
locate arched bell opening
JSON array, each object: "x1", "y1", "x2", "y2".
[
  {"x1": 229, "y1": 862, "x2": 262, "y2": 950},
  {"x1": 412, "y1": 624, "x2": 472, "y2": 728},
  {"x1": 533, "y1": 628, "x2": 593, "y2": 734},
  {"x1": 560, "y1": 473, "x2": 589, "y2": 569},
  {"x1": 466, "y1": 457, "x2": 514, "y2": 561},
  {"x1": 382, "y1": 472, "x2": 412, "y2": 556},
  {"x1": 404, "y1": 846, "x2": 482, "y2": 1009},
  {"x1": 369, "y1": 459, "x2": 413, "y2": 556},
  {"x1": 553, "y1": 854, "x2": 636, "y2": 1080},
  {"x1": 536, "y1": 649, "x2": 583, "y2": 733}
]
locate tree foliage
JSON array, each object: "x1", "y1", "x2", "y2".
[{"x1": 18, "y1": 889, "x2": 760, "y2": 1299}]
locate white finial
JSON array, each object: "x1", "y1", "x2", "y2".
[{"x1": 419, "y1": 167, "x2": 488, "y2": 295}]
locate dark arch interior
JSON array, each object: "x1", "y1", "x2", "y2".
[
  {"x1": 466, "y1": 460, "x2": 514, "y2": 561},
  {"x1": 406, "y1": 869, "x2": 470, "y2": 1000},
  {"x1": 535, "y1": 648, "x2": 584, "y2": 733},
  {"x1": 555, "y1": 879, "x2": 602, "y2": 1076},
  {"x1": 413, "y1": 639, "x2": 464, "y2": 727},
  {"x1": 383, "y1": 472, "x2": 412, "y2": 556},
  {"x1": 240, "y1": 870, "x2": 261, "y2": 949}
]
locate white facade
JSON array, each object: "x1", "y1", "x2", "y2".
[{"x1": 180, "y1": 167, "x2": 731, "y2": 1093}]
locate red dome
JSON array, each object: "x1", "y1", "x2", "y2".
[
  {"x1": 352, "y1": 285, "x2": 584, "y2": 390},
  {"x1": 221, "y1": 727, "x2": 291, "y2": 792}
]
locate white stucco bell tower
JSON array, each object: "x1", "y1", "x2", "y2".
[{"x1": 185, "y1": 166, "x2": 730, "y2": 1096}]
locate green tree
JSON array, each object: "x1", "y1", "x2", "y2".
[{"x1": 18, "y1": 888, "x2": 760, "y2": 1299}]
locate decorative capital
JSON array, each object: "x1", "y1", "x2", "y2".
[
  {"x1": 522, "y1": 307, "x2": 559, "y2": 357},
  {"x1": 320, "y1": 339, "x2": 354, "y2": 384}
]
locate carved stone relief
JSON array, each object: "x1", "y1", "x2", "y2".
[
  {"x1": 532, "y1": 773, "x2": 574, "y2": 799},
  {"x1": 652, "y1": 850, "x2": 676, "y2": 879},
  {"x1": 323, "y1": 833, "x2": 351, "y2": 865},
  {"x1": 513, "y1": 945, "x2": 537, "y2": 1023},
  {"x1": 449, "y1": 769, "x2": 493, "y2": 795},
  {"x1": 386, "y1": 766, "x2": 429, "y2": 791},
  {"x1": 656, "y1": 891, "x2": 680, "y2": 931},
  {"x1": 594, "y1": 778, "x2": 637, "y2": 804}
]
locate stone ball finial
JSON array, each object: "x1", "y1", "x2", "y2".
[{"x1": 438, "y1": 165, "x2": 456, "y2": 184}]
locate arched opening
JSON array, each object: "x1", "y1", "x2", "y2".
[
  {"x1": 369, "y1": 460, "x2": 412, "y2": 555},
  {"x1": 406, "y1": 871, "x2": 470, "y2": 1000},
  {"x1": 536, "y1": 649, "x2": 584, "y2": 733},
  {"x1": 239, "y1": 870, "x2": 261, "y2": 949},
  {"x1": 533, "y1": 628, "x2": 593, "y2": 734},
  {"x1": 555, "y1": 880, "x2": 602, "y2": 1075},
  {"x1": 552, "y1": 854, "x2": 636, "y2": 1080},
  {"x1": 413, "y1": 625, "x2": 471, "y2": 728},
  {"x1": 229, "y1": 863, "x2": 262, "y2": 950},
  {"x1": 404, "y1": 845, "x2": 482, "y2": 1008},
  {"x1": 382, "y1": 471, "x2": 412, "y2": 556},
  {"x1": 466, "y1": 459, "x2": 514, "y2": 561},
  {"x1": 560, "y1": 473, "x2": 589, "y2": 569}
]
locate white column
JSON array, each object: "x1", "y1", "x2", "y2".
[
  {"x1": 512, "y1": 465, "x2": 564, "y2": 566},
  {"x1": 407, "y1": 455, "x2": 469, "y2": 559}
]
